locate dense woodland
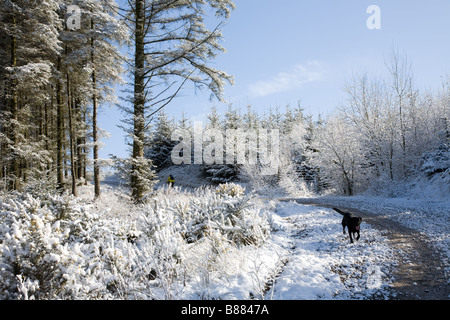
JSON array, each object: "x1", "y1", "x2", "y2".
[
  {"x1": 1, "y1": 0, "x2": 449, "y2": 202},
  {"x1": 0, "y1": 0, "x2": 234, "y2": 203},
  {"x1": 0, "y1": 0, "x2": 449, "y2": 301}
]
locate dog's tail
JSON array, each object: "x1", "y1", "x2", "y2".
[{"x1": 333, "y1": 208, "x2": 347, "y2": 215}]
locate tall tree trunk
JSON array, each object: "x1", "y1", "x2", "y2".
[
  {"x1": 399, "y1": 96, "x2": 406, "y2": 178},
  {"x1": 56, "y1": 58, "x2": 64, "y2": 192},
  {"x1": 67, "y1": 72, "x2": 77, "y2": 196},
  {"x1": 9, "y1": 14, "x2": 19, "y2": 191},
  {"x1": 82, "y1": 108, "x2": 87, "y2": 185},
  {"x1": 75, "y1": 99, "x2": 83, "y2": 181},
  {"x1": 131, "y1": 0, "x2": 146, "y2": 202},
  {"x1": 44, "y1": 97, "x2": 51, "y2": 176},
  {"x1": 0, "y1": 85, "x2": 5, "y2": 184},
  {"x1": 91, "y1": 18, "x2": 100, "y2": 199}
]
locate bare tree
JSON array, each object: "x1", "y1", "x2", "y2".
[
  {"x1": 311, "y1": 113, "x2": 363, "y2": 195},
  {"x1": 342, "y1": 72, "x2": 389, "y2": 178},
  {"x1": 385, "y1": 48, "x2": 416, "y2": 178}
]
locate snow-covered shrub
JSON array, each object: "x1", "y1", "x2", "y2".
[
  {"x1": 133, "y1": 187, "x2": 271, "y2": 298},
  {"x1": 0, "y1": 194, "x2": 76, "y2": 299},
  {"x1": 0, "y1": 184, "x2": 272, "y2": 300},
  {"x1": 110, "y1": 155, "x2": 159, "y2": 200},
  {"x1": 143, "y1": 186, "x2": 270, "y2": 248},
  {"x1": 421, "y1": 146, "x2": 450, "y2": 177},
  {"x1": 215, "y1": 183, "x2": 245, "y2": 198},
  {"x1": 204, "y1": 164, "x2": 238, "y2": 184},
  {"x1": 0, "y1": 193, "x2": 132, "y2": 299}
]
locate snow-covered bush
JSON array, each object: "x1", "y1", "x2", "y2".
[
  {"x1": 146, "y1": 186, "x2": 270, "y2": 247},
  {"x1": 110, "y1": 155, "x2": 159, "y2": 200},
  {"x1": 0, "y1": 185, "x2": 272, "y2": 300},
  {"x1": 0, "y1": 194, "x2": 80, "y2": 299},
  {"x1": 215, "y1": 183, "x2": 245, "y2": 198},
  {"x1": 421, "y1": 146, "x2": 450, "y2": 177},
  {"x1": 0, "y1": 192, "x2": 146, "y2": 299},
  {"x1": 120, "y1": 187, "x2": 271, "y2": 298},
  {"x1": 204, "y1": 164, "x2": 238, "y2": 184}
]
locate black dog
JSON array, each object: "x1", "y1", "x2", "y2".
[{"x1": 333, "y1": 208, "x2": 362, "y2": 243}]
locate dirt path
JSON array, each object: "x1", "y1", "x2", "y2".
[{"x1": 285, "y1": 199, "x2": 449, "y2": 300}]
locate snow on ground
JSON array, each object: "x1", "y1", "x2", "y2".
[
  {"x1": 292, "y1": 195, "x2": 450, "y2": 279},
  {"x1": 263, "y1": 201, "x2": 396, "y2": 300},
  {"x1": 83, "y1": 169, "x2": 450, "y2": 300},
  {"x1": 92, "y1": 167, "x2": 450, "y2": 300},
  {"x1": 77, "y1": 183, "x2": 398, "y2": 300},
  {"x1": 2, "y1": 170, "x2": 447, "y2": 300},
  {"x1": 156, "y1": 165, "x2": 212, "y2": 189}
]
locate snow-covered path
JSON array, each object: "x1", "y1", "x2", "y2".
[
  {"x1": 267, "y1": 199, "x2": 449, "y2": 300},
  {"x1": 263, "y1": 201, "x2": 397, "y2": 300}
]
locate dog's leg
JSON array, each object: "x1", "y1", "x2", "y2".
[
  {"x1": 349, "y1": 232, "x2": 354, "y2": 243},
  {"x1": 342, "y1": 220, "x2": 346, "y2": 234},
  {"x1": 356, "y1": 231, "x2": 360, "y2": 241}
]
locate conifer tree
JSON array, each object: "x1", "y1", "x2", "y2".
[
  {"x1": 57, "y1": 0, "x2": 125, "y2": 197},
  {"x1": 120, "y1": 0, "x2": 235, "y2": 202},
  {"x1": 0, "y1": 0, "x2": 62, "y2": 190},
  {"x1": 0, "y1": 0, "x2": 124, "y2": 197},
  {"x1": 146, "y1": 111, "x2": 176, "y2": 171}
]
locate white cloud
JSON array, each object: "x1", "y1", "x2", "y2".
[{"x1": 248, "y1": 61, "x2": 324, "y2": 98}]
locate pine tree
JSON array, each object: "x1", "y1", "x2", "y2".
[
  {"x1": 206, "y1": 105, "x2": 221, "y2": 129},
  {"x1": 243, "y1": 105, "x2": 259, "y2": 130},
  {"x1": 146, "y1": 111, "x2": 176, "y2": 171},
  {"x1": 203, "y1": 104, "x2": 240, "y2": 184},
  {"x1": 86, "y1": 0, "x2": 125, "y2": 199},
  {"x1": 0, "y1": 0, "x2": 62, "y2": 191},
  {"x1": 55, "y1": 0, "x2": 125, "y2": 197},
  {"x1": 223, "y1": 104, "x2": 242, "y2": 130},
  {"x1": 120, "y1": 0, "x2": 235, "y2": 202}
]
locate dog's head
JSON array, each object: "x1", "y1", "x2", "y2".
[
  {"x1": 355, "y1": 217, "x2": 362, "y2": 230},
  {"x1": 349, "y1": 216, "x2": 362, "y2": 227}
]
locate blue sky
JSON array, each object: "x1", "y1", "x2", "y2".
[{"x1": 99, "y1": 0, "x2": 450, "y2": 159}]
